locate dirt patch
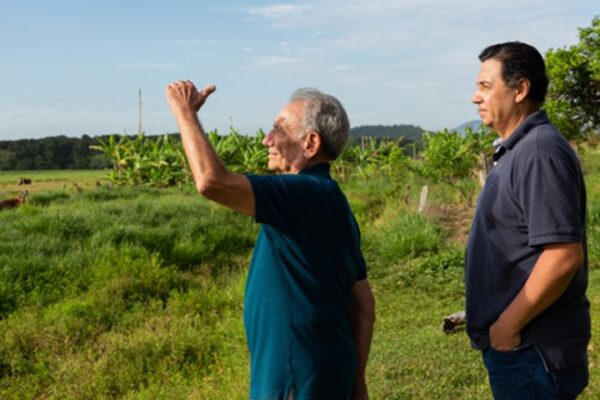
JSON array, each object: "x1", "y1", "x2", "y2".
[{"x1": 424, "y1": 203, "x2": 475, "y2": 245}]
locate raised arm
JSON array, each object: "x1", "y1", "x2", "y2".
[
  {"x1": 166, "y1": 81, "x2": 255, "y2": 216},
  {"x1": 350, "y1": 278, "x2": 375, "y2": 400}
]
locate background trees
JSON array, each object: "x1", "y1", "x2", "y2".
[{"x1": 545, "y1": 15, "x2": 600, "y2": 143}]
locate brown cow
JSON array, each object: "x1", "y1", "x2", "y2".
[
  {"x1": 0, "y1": 191, "x2": 28, "y2": 211},
  {"x1": 18, "y1": 177, "x2": 32, "y2": 185}
]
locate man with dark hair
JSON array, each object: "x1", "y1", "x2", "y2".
[
  {"x1": 466, "y1": 41, "x2": 590, "y2": 399},
  {"x1": 166, "y1": 81, "x2": 374, "y2": 400}
]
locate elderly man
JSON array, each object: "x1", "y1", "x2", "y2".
[
  {"x1": 466, "y1": 42, "x2": 590, "y2": 399},
  {"x1": 166, "y1": 81, "x2": 375, "y2": 400}
]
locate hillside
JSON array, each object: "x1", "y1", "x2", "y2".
[
  {"x1": 350, "y1": 124, "x2": 424, "y2": 143},
  {"x1": 453, "y1": 120, "x2": 482, "y2": 135}
]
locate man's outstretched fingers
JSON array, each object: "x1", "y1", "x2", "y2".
[{"x1": 200, "y1": 84, "x2": 217, "y2": 99}]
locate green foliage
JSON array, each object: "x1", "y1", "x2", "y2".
[
  {"x1": 28, "y1": 191, "x2": 72, "y2": 207},
  {"x1": 207, "y1": 129, "x2": 269, "y2": 175},
  {"x1": 365, "y1": 209, "x2": 442, "y2": 271},
  {"x1": 417, "y1": 246, "x2": 464, "y2": 275},
  {"x1": 0, "y1": 149, "x2": 17, "y2": 171},
  {"x1": 421, "y1": 130, "x2": 476, "y2": 183},
  {"x1": 90, "y1": 133, "x2": 191, "y2": 187},
  {"x1": 91, "y1": 129, "x2": 270, "y2": 188},
  {"x1": 420, "y1": 126, "x2": 495, "y2": 204},
  {"x1": 334, "y1": 137, "x2": 412, "y2": 181},
  {"x1": 545, "y1": 15, "x2": 600, "y2": 142},
  {"x1": 0, "y1": 135, "x2": 107, "y2": 171}
]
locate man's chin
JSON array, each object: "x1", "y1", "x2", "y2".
[
  {"x1": 479, "y1": 118, "x2": 492, "y2": 127},
  {"x1": 267, "y1": 162, "x2": 282, "y2": 174}
]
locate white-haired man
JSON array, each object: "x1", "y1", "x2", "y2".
[{"x1": 167, "y1": 81, "x2": 375, "y2": 400}]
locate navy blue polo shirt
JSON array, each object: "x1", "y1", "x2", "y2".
[
  {"x1": 245, "y1": 163, "x2": 367, "y2": 400},
  {"x1": 465, "y1": 110, "x2": 590, "y2": 370}
]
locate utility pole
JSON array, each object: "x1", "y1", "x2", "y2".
[{"x1": 138, "y1": 89, "x2": 143, "y2": 135}]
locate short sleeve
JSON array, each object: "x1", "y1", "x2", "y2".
[
  {"x1": 516, "y1": 145, "x2": 583, "y2": 247},
  {"x1": 246, "y1": 174, "x2": 318, "y2": 235},
  {"x1": 356, "y1": 250, "x2": 367, "y2": 281}
]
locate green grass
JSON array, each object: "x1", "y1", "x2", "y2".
[
  {"x1": 0, "y1": 161, "x2": 599, "y2": 398},
  {"x1": 0, "y1": 186, "x2": 257, "y2": 399},
  {"x1": 0, "y1": 169, "x2": 107, "y2": 199},
  {"x1": 0, "y1": 169, "x2": 105, "y2": 183}
]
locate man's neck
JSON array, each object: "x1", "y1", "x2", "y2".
[
  {"x1": 498, "y1": 104, "x2": 539, "y2": 140},
  {"x1": 287, "y1": 155, "x2": 330, "y2": 174}
]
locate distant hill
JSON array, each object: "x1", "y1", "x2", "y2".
[
  {"x1": 349, "y1": 124, "x2": 424, "y2": 143},
  {"x1": 453, "y1": 120, "x2": 481, "y2": 134}
]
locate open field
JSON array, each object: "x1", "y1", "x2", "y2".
[
  {"x1": 0, "y1": 170, "x2": 107, "y2": 199},
  {"x1": 0, "y1": 160, "x2": 599, "y2": 399}
]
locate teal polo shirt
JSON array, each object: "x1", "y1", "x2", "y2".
[{"x1": 245, "y1": 163, "x2": 367, "y2": 400}]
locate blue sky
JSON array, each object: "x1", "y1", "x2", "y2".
[{"x1": 0, "y1": 0, "x2": 597, "y2": 140}]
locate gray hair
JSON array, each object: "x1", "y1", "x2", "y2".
[{"x1": 289, "y1": 88, "x2": 350, "y2": 160}]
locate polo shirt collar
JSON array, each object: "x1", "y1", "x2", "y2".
[
  {"x1": 300, "y1": 163, "x2": 331, "y2": 177},
  {"x1": 491, "y1": 110, "x2": 549, "y2": 164},
  {"x1": 502, "y1": 110, "x2": 550, "y2": 150}
]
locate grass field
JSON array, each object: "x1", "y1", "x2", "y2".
[
  {"x1": 0, "y1": 170, "x2": 107, "y2": 199},
  {"x1": 0, "y1": 164, "x2": 598, "y2": 399}
]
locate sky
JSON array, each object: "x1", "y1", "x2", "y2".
[{"x1": 0, "y1": 0, "x2": 598, "y2": 140}]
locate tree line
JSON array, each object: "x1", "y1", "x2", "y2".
[
  {"x1": 0, "y1": 135, "x2": 111, "y2": 171},
  {"x1": 0, "y1": 125, "x2": 425, "y2": 172}
]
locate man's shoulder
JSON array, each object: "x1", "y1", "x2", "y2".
[
  {"x1": 516, "y1": 121, "x2": 575, "y2": 160},
  {"x1": 248, "y1": 172, "x2": 347, "y2": 219},
  {"x1": 250, "y1": 171, "x2": 331, "y2": 183}
]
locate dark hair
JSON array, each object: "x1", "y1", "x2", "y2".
[{"x1": 479, "y1": 41, "x2": 548, "y2": 105}]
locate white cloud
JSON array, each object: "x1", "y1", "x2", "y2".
[
  {"x1": 117, "y1": 62, "x2": 179, "y2": 70},
  {"x1": 254, "y1": 56, "x2": 302, "y2": 67},
  {"x1": 244, "y1": 4, "x2": 310, "y2": 18}
]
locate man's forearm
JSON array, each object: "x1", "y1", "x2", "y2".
[
  {"x1": 174, "y1": 109, "x2": 227, "y2": 192},
  {"x1": 353, "y1": 310, "x2": 374, "y2": 375},
  {"x1": 350, "y1": 280, "x2": 375, "y2": 399},
  {"x1": 491, "y1": 243, "x2": 583, "y2": 349},
  {"x1": 166, "y1": 81, "x2": 255, "y2": 216}
]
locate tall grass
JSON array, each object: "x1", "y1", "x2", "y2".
[
  {"x1": 1, "y1": 153, "x2": 599, "y2": 398},
  {"x1": 0, "y1": 187, "x2": 256, "y2": 399}
]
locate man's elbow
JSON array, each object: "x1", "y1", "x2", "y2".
[
  {"x1": 562, "y1": 242, "x2": 585, "y2": 274},
  {"x1": 366, "y1": 302, "x2": 375, "y2": 327},
  {"x1": 195, "y1": 175, "x2": 219, "y2": 198},
  {"x1": 545, "y1": 242, "x2": 585, "y2": 275},
  {"x1": 360, "y1": 288, "x2": 376, "y2": 325},
  {"x1": 568, "y1": 244, "x2": 585, "y2": 273},
  {"x1": 351, "y1": 281, "x2": 375, "y2": 324},
  {"x1": 366, "y1": 291, "x2": 376, "y2": 322}
]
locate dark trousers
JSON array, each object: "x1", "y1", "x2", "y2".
[{"x1": 482, "y1": 346, "x2": 588, "y2": 399}]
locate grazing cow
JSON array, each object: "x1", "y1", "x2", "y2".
[
  {"x1": 0, "y1": 191, "x2": 28, "y2": 211},
  {"x1": 18, "y1": 177, "x2": 32, "y2": 185}
]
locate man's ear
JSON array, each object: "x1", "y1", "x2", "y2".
[
  {"x1": 515, "y1": 78, "x2": 531, "y2": 103},
  {"x1": 303, "y1": 131, "x2": 322, "y2": 158}
]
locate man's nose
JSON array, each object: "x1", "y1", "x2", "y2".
[
  {"x1": 262, "y1": 131, "x2": 272, "y2": 146},
  {"x1": 472, "y1": 92, "x2": 482, "y2": 104}
]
